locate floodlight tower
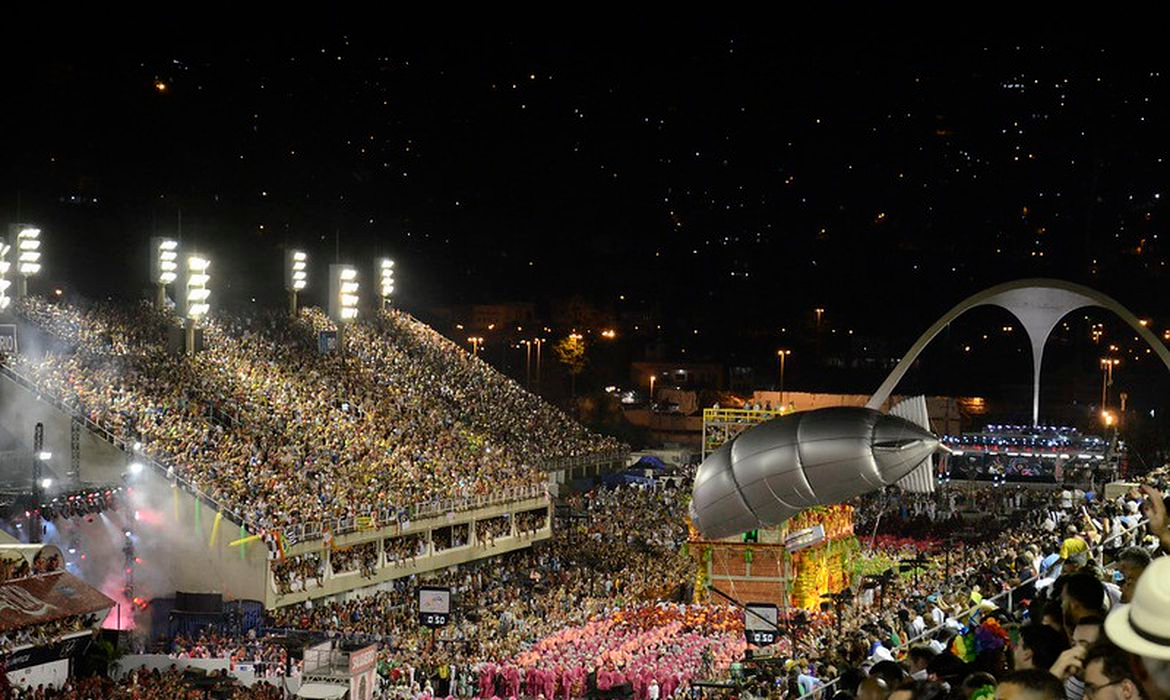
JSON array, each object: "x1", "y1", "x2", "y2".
[
  {"x1": 0, "y1": 237, "x2": 12, "y2": 311},
  {"x1": 286, "y1": 250, "x2": 308, "y2": 315},
  {"x1": 150, "y1": 237, "x2": 180, "y2": 309},
  {"x1": 377, "y1": 258, "x2": 395, "y2": 310},
  {"x1": 183, "y1": 253, "x2": 211, "y2": 354},
  {"x1": 9, "y1": 225, "x2": 42, "y2": 298},
  {"x1": 328, "y1": 264, "x2": 359, "y2": 351}
]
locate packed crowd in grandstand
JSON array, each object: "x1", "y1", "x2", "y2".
[{"x1": 8, "y1": 297, "x2": 621, "y2": 535}]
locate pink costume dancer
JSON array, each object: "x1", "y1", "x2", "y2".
[
  {"x1": 478, "y1": 665, "x2": 494, "y2": 699},
  {"x1": 542, "y1": 669, "x2": 556, "y2": 700},
  {"x1": 507, "y1": 666, "x2": 521, "y2": 698}
]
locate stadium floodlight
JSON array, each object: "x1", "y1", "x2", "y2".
[
  {"x1": 181, "y1": 253, "x2": 210, "y2": 355},
  {"x1": 377, "y1": 258, "x2": 395, "y2": 308},
  {"x1": 150, "y1": 237, "x2": 179, "y2": 308},
  {"x1": 0, "y1": 238, "x2": 11, "y2": 310},
  {"x1": 184, "y1": 254, "x2": 211, "y2": 320},
  {"x1": 285, "y1": 249, "x2": 308, "y2": 315},
  {"x1": 8, "y1": 224, "x2": 41, "y2": 297},
  {"x1": 329, "y1": 264, "x2": 359, "y2": 324}
]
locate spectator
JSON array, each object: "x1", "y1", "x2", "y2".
[
  {"x1": 1114, "y1": 548, "x2": 1150, "y2": 604},
  {"x1": 1104, "y1": 555, "x2": 1170, "y2": 700},
  {"x1": 1082, "y1": 641, "x2": 1142, "y2": 700},
  {"x1": 961, "y1": 672, "x2": 999, "y2": 700},
  {"x1": 1014, "y1": 626, "x2": 1069, "y2": 673},
  {"x1": 1060, "y1": 574, "x2": 1109, "y2": 634},
  {"x1": 889, "y1": 679, "x2": 948, "y2": 700},
  {"x1": 907, "y1": 647, "x2": 937, "y2": 681},
  {"x1": 997, "y1": 669, "x2": 1067, "y2": 700}
]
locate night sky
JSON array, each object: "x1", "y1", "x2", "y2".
[{"x1": 5, "y1": 27, "x2": 1170, "y2": 414}]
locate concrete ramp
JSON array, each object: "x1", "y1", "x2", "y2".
[{"x1": 0, "y1": 364, "x2": 129, "y2": 486}]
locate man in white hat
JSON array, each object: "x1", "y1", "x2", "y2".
[{"x1": 1104, "y1": 555, "x2": 1170, "y2": 700}]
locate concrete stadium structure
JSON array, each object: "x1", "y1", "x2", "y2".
[{"x1": 866, "y1": 278, "x2": 1170, "y2": 426}]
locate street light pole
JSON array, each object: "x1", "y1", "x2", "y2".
[
  {"x1": 1100, "y1": 358, "x2": 1118, "y2": 414},
  {"x1": 777, "y1": 350, "x2": 791, "y2": 407},
  {"x1": 522, "y1": 340, "x2": 532, "y2": 388},
  {"x1": 31, "y1": 422, "x2": 44, "y2": 544}
]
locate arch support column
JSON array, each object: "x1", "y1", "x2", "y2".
[{"x1": 867, "y1": 279, "x2": 1170, "y2": 426}]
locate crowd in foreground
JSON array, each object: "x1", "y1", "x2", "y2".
[
  {"x1": 3, "y1": 449, "x2": 1170, "y2": 700},
  {"x1": 8, "y1": 296, "x2": 621, "y2": 535},
  {"x1": 6, "y1": 666, "x2": 285, "y2": 699},
  {"x1": 731, "y1": 472, "x2": 1170, "y2": 700}
]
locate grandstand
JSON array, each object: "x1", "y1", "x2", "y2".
[
  {"x1": 0, "y1": 295, "x2": 625, "y2": 611},
  {"x1": 941, "y1": 423, "x2": 1123, "y2": 484}
]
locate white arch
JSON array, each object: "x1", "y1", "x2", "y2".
[{"x1": 866, "y1": 278, "x2": 1170, "y2": 425}]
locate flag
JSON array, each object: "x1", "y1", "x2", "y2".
[{"x1": 208, "y1": 511, "x2": 223, "y2": 548}]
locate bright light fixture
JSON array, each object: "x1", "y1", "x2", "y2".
[
  {"x1": 0, "y1": 240, "x2": 11, "y2": 309},
  {"x1": 329, "y1": 264, "x2": 359, "y2": 323},
  {"x1": 185, "y1": 254, "x2": 211, "y2": 320},
  {"x1": 286, "y1": 250, "x2": 308, "y2": 291},
  {"x1": 379, "y1": 258, "x2": 395, "y2": 299},
  {"x1": 15, "y1": 226, "x2": 41, "y2": 276}
]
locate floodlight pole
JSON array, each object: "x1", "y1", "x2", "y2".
[
  {"x1": 289, "y1": 290, "x2": 298, "y2": 317},
  {"x1": 156, "y1": 283, "x2": 167, "y2": 310},
  {"x1": 31, "y1": 422, "x2": 44, "y2": 544},
  {"x1": 16, "y1": 276, "x2": 28, "y2": 299},
  {"x1": 186, "y1": 320, "x2": 197, "y2": 356}
]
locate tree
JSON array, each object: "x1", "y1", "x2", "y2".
[{"x1": 554, "y1": 333, "x2": 588, "y2": 398}]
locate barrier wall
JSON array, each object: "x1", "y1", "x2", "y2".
[
  {"x1": 271, "y1": 499, "x2": 551, "y2": 608},
  {"x1": 5, "y1": 659, "x2": 69, "y2": 691}
]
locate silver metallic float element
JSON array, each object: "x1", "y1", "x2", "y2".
[{"x1": 690, "y1": 399, "x2": 938, "y2": 540}]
